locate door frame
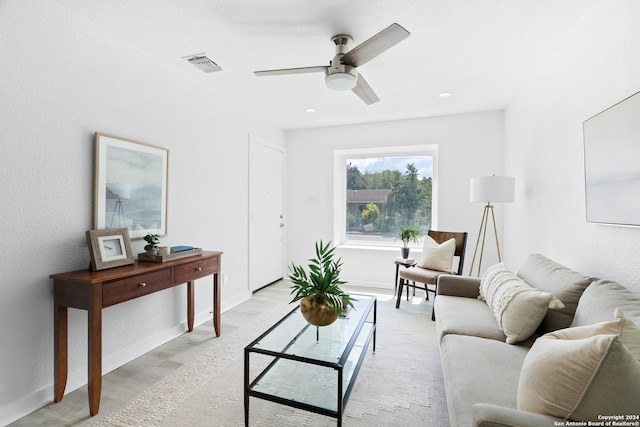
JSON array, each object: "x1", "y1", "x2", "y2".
[{"x1": 248, "y1": 134, "x2": 286, "y2": 292}]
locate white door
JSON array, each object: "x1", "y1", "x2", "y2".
[{"x1": 249, "y1": 136, "x2": 285, "y2": 291}]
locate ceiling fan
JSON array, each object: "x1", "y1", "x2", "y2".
[{"x1": 254, "y1": 23, "x2": 410, "y2": 105}]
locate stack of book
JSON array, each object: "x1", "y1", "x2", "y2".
[
  {"x1": 396, "y1": 257, "x2": 416, "y2": 264},
  {"x1": 138, "y1": 246, "x2": 202, "y2": 262}
]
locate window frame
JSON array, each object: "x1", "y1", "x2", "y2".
[{"x1": 333, "y1": 145, "x2": 439, "y2": 248}]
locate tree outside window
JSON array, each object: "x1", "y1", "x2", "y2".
[{"x1": 346, "y1": 156, "x2": 433, "y2": 243}]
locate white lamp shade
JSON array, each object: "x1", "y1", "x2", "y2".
[{"x1": 470, "y1": 176, "x2": 515, "y2": 203}]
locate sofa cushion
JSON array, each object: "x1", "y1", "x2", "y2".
[
  {"x1": 536, "y1": 312, "x2": 640, "y2": 359},
  {"x1": 572, "y1": 279, "x2": 640, "y2": 327},
  {"x1": 479, "y1": 263, "x2": 564, "y2": 344},
  {"x1": 517, "y1": 254, "x2": 596, "y2": 333},
  {"x1": 440, "y1": 334, "x2": 529, "y2": 427},
  {"x1": 417, "y1": 235, "x2": 455, "y2": 273},
  {"x1": 518, "y1": 321, "x2": 640, "y2": 421},
  {"x1": 435, "y1": 295, "x2": 506, "y2": 343},
  {"x1": 473, "y1": 403, "x2": 564, "y2": 427}
]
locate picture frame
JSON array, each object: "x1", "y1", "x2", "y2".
[
  {"x1": 86, "y1": 228, "x2": 135, "y2": 271},
  {"x1": 93, "y1": 132, "x2": 169, "y2": 239},
  {"x1": 584, "y1": 89, "x2": 640, "y2": 226}
]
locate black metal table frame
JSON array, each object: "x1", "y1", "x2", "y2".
[
  {"x1": 244, "y1": 294, "x2": 377, "y2": 427},
  {"x1": 394, "y1": 259, "x2": 417, "y2": 296}
]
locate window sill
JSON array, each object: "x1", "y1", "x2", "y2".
[{"x1": 337, "y1": 243, "x2": 421, "y2": 253}]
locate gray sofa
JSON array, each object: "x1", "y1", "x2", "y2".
[{"x1": 433, "y1": 253, "x2": 640, "y2": 427}]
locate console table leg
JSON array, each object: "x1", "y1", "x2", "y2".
[
  {"x1": 88, "y1": 289, "x2": 102, "y2": 416},
  {"x1": 213, "y1": 272, "x2": 221, "y2": 337},
  {"x1": 187, "y1": 281, "x2": 195, "y2": 332},
  {"x1": 53, "y1": 304, "x2": 68, "y2": 402}
]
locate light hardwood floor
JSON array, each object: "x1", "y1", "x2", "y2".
[{"x1": 9, "y1": 281, "x2": 396, "y2": 426}]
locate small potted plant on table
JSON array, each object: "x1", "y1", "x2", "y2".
[
  {"x1": 288, "y1": 240, "x2": 356, "y2": 326},
  {"x1": 399, "y1": 227, "x2": 421, "y2": 258},
  {"x1": 143, "y1": 233, "x2": 160, "y2": 256}
]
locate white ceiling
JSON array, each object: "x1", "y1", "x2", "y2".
[{"x1": 54, "y1": 0, "x2": 596, "y2": 130}]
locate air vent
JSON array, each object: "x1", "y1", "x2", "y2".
[{"x1": 186, "y1": 55, "x2": 222, "y2": 73}]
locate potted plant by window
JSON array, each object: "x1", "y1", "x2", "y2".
[
  {"x1": 288, "y1": 240, "x2": 356, "y2": 326},
  {"x1": 399, "y1": 227, "x2": 421, "y2": 258},
  {"x1": 143, "y1": 233, "x2": 160, "y2": 255}
]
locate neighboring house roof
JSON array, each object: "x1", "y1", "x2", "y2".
[{"x1": 347, "y1": 189, "x2": 391, "y2": 203}]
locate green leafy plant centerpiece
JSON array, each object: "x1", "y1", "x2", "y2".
[
  {"x1": 399, "y1": 226, "x2": 421, "y2": 258},
  {"x1": 143, "y1": 233, "x2": 160, "y2": 255},
  {"x1": 288, "y1": 240, "x2": 356, "y2": 326}
]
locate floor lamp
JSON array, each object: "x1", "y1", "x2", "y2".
[{"x1": 468, "y1": 176, "x2": 515, "y2": 276}]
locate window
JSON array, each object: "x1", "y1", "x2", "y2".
[{"x1": 334, "y1": 145, "x2": 437, "y2": 247}]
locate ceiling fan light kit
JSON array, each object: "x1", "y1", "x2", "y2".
[
  {"x1": 325, "y1": 71, "x2": 357, "y2": 91},
  {"x1": 254, "y1": 23, "x2": 410, "y2": 105}
]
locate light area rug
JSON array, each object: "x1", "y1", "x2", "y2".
[{"x1": 94, "y1": 287, "x2": 449, "y2": 427}]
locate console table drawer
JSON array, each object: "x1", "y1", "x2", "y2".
[
  {"x1": 174, "y1": 256, "x2": 217, "y2": 284},
  {"x1": 102, "y1": 269, "x2": 172, "y2": 307}
]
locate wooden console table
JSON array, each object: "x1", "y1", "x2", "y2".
[{"x1": 50, "y1": 250, "x2": 222, "y2": 416}]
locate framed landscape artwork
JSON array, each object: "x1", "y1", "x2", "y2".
[
  {"x1": 584, "y1": 90, "x2": 640, "y2": 226},
  {"x1": 93, "y1": 133, "x2": 169, "y2": 239}
]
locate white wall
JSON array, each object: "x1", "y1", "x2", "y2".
[
  {"x1": 504, "y1": 0, "x2": 640, "y2": 295},
  {"x1": 285, "y1": 111, "x2": 505, "y2": 288},
  {"x1": 5, "y1": 0, "x2": 640, "y2": 424},
  {"x1": 0, "y1": 2, "x2": 284, "y2": 423}
]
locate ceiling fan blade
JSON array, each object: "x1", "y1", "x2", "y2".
[
  {"x1": 352, "y1": 73, "x2": 380, "y2": 105},
  {"x1": 341, "y1": 23, "x2": 410, "y2": 67},
  {"x1": 254, "y1": 66, "x2": 327, "y2": 76}
]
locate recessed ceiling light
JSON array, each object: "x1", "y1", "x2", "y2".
[
  {"x1": 438, "y1": 92, "x2": 453, "y2": 98},
  {"x1": 305, "y1": 108, "x2": 317, "y2": 114}
]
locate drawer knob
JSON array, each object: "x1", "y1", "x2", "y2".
[
  {"x1": 139, "y1": 282, "x2": 146, "y2": 288},
  {"x1": 196, "y1": 267, "x2": 202, "y2": 271}
]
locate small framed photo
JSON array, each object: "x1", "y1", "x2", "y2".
[{"x1": 86, "y1": 228, "x2": 135, "y2": 271}]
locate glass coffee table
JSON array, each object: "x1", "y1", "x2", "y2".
[{"x1": 244, "y1": 294, "x2": 377, "y2": 427}]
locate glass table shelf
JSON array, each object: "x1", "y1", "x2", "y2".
[{"x1": 244, "y1": 294, "x2": 377, "y2": 426}]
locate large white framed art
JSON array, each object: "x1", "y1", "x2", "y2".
[
  {"x1": 584, "y1": 90, "x2": 640, "y2": 226},
  {"x1": 93, "y1": 133, "x2": 169, "y2": 239}
]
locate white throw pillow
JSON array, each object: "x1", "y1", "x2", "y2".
[
  {"x1": 518, "y1": 319, "x2": 640, "y2": 420},
  {"x1": 417, "y1": 236, "x2": 455, "y2": 273},
  {"x1": 480, "y1": 263, "x2": 564, "y2": 344},
  {"x1": 615, "y1": 308, "x2": 640, "y2": 360}
]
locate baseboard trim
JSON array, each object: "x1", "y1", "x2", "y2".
[{"x1": 0, "y1": 295, "x2": 255, "y2": 426}]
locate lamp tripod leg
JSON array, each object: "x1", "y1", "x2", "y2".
[
  {"x1": 468, "y1": 204, "x2": 490, "y2": 276},
  {"x1": 477, "y1": 205, "x2": 491, "y2": 276},
  {"x1": 490, "y1": 206, "x2": 501, "y2": 262},
  {"x1": 470, "y1": 203, "x2": 504, "y2": 277}
]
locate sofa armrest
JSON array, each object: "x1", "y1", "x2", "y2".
[
  {"x1": 436, "y1": 274, "x2": 481, "y2": 298},
  {"x1": 473, "y1": 403, "x2": 563, "y2": 427}
]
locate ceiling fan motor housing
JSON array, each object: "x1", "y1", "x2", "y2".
[{"x1": 325, "y1": 34, "x2": 358, "y2": 91}]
